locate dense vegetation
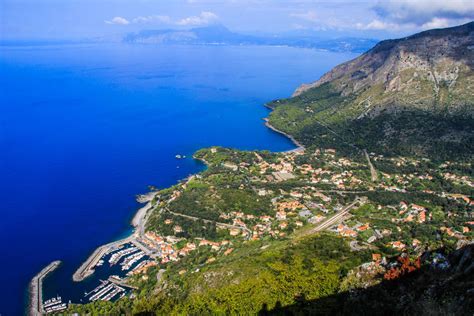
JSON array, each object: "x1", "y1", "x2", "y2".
[
  {"x1": 268, "y1": 84, "x2": 474, "y2": 160},
  {"x1": 267, "y1": 245, "x2": 474, "y2": 316}
]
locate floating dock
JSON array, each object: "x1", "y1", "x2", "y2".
[{"x1": 28, "y1": 260, "x2": 61, "y2": 316}]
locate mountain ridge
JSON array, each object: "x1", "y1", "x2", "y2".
[
  {"x1": 295, "y1": 22, "x2": 474, "y2": 90},
  {"x1": 268, "y1": 22, "x2": 474, "y2": 159}
]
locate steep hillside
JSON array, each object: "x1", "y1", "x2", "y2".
[{"x1": 269, "y1": 22, "x2": 474, "y2": 159}]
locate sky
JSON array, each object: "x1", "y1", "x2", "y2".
[{"x1": 1, "y1": 0, "x2": 474, "y2": 41}]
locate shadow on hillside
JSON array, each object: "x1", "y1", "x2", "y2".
[{"x1": 259, "y1": 245, "x2": 474, "y2": 316}]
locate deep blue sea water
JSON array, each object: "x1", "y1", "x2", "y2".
[{"x1": 0, "y1": 43, "x2": 356, "y2": 315}]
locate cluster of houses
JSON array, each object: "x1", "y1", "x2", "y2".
[
  {"x1": 443, "y1": 172, "x2": 474, "y2": 187},
  {"x1": 250, "y1": 149, "x2": 368, "y2": 190},
  {"x1": 141, "y1": 230, "x2": 237, "y2": 269},
  {"x1": 328, "y1": 197, "x2": 473, "y2": 255},
  {"x1": 143, "y1": 231, "x2": 180, "y2": 264},
  {"x1": 333, "y1": 222, "x2": 371, "y2": 238},
  {"x1": 193, "y1": 192, "x2": 336, "y2": 242},
  {"x1": 397, "y1": 202, "x2": 428, "y2": 223},
  {"x1": 138, "y1": 147, "x2": 472, "y2": 277}
]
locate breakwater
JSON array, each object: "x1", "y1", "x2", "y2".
[{"x1": 29, "y1": 260, "x2": 61, "y2": 316}]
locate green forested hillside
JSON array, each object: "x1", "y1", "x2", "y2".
[{"x1": 268, "y1": 22, "x2": 474, "y2": 160}]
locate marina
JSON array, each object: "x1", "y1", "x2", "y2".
[
  {"x1": 72, "y1": 236, "x2": 135, "y2": 282},
  {"x1": 84, "y1": 280, "x2": 109, "y2": 298},
  {"x1": 109, "y1": 245, "x2": 140, "y2": 266},
  {"x1": 121, "y1": 252, "x2": 145, "y2": 271}
]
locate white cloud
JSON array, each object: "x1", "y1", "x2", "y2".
[
  {"x1": 290, "y1": 11, "x2": 318, "y2": 22},
  {"x1": 131, "y1": 15, "x2": 172, "y2": 24},
  {"x1": 176, "y1": 11, "x2": 219, "y2": 26},
  {"x1": 105, "y1": 16, "x2": 130, "y2": 25},
  {"x1": 350, "y1": 0, "x2": 474, "y2": 33},
  {"x1": 374, "y1": 0, "x2": 474, "y2": 26},
  {"x1": 356, "y1": 19, "x2": 389, "y2": 31},
  {"x1": 106, "y1": 11, "x2": 219, "y2": 27},
  {"x1": 421, "y1": 17, "x2": 451, "y2": 30}
]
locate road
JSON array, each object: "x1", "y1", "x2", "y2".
[
  {"x1": 364, "y1": 149, "x2": 379, "y2": 182},
  {"x1": 308, "y1": 197, "x2": 365, "y2": 234},
  {"x1": 304, "y1": 118, "x2": 380, "y2": 182}
]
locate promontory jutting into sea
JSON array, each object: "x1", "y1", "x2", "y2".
[{"x1": 1, "y1": 1, "x2": 473, "y2": 315}]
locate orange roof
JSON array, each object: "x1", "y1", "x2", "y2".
[
  {"x1": 357, "y1": 224, "x2": 370, "y2": 231},
  {"x1": 372, "y1": 253, "x2": 381, "y2": 261}
]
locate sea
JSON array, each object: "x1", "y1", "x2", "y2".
[{"x1": 0, "y1": 43, "x2": 357, "y2": 315}]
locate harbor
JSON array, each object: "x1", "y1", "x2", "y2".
[
  {"x1": 29, "y1": 242, "x2": 149, "y2": 314},
  {"x1": 26, "y1": 191, "x2": 159, "y2": 314},
  {"x1": 72, "y1": 190, "x2": 157, "y2": 283},
  {"x1": 72, "y1": 236, "x2": 135, "y2": 282}
]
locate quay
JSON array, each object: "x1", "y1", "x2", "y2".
[
  {"x1": 131, "y1": 237, "x2": 156, "y2": 256},
  {"x1": 73, "y1": 236, "x2": 134, "y2": 282},
  {"x1": 29, "y1": 260, "x2": 61, "y2": 316}
]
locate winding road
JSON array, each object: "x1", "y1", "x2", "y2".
[{"x1": 164, "y1": 208, "x2": 252, "y2": 240}]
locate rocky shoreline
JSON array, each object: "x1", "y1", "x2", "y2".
[{"x1": 263, "y1": 118, "x2": 305, "y2": 153}]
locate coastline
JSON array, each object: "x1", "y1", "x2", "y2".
[
  {"x1": 263, "y1": 118, "x2": 305, "y2": 153},
  {"x1": 31, "y1": 105, "x2": 301, "y2": 311},
  {"x1": 72, "y1": 195, "x2": 156, "y2": 283},
  {"x1": 70, "y1": 113, "x2": 303, "y2": 283}
]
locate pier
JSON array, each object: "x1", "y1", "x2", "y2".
[
  {"x1": 86, "y1": 280, "x2": 127, "y2": 302},
  {"x1": 29, "y1": 260, "x2": 61, "y2": 316}
]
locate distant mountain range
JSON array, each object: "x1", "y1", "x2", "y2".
[{"x1": 123, "y1": 25, "x2": 378, "y2": 53}]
